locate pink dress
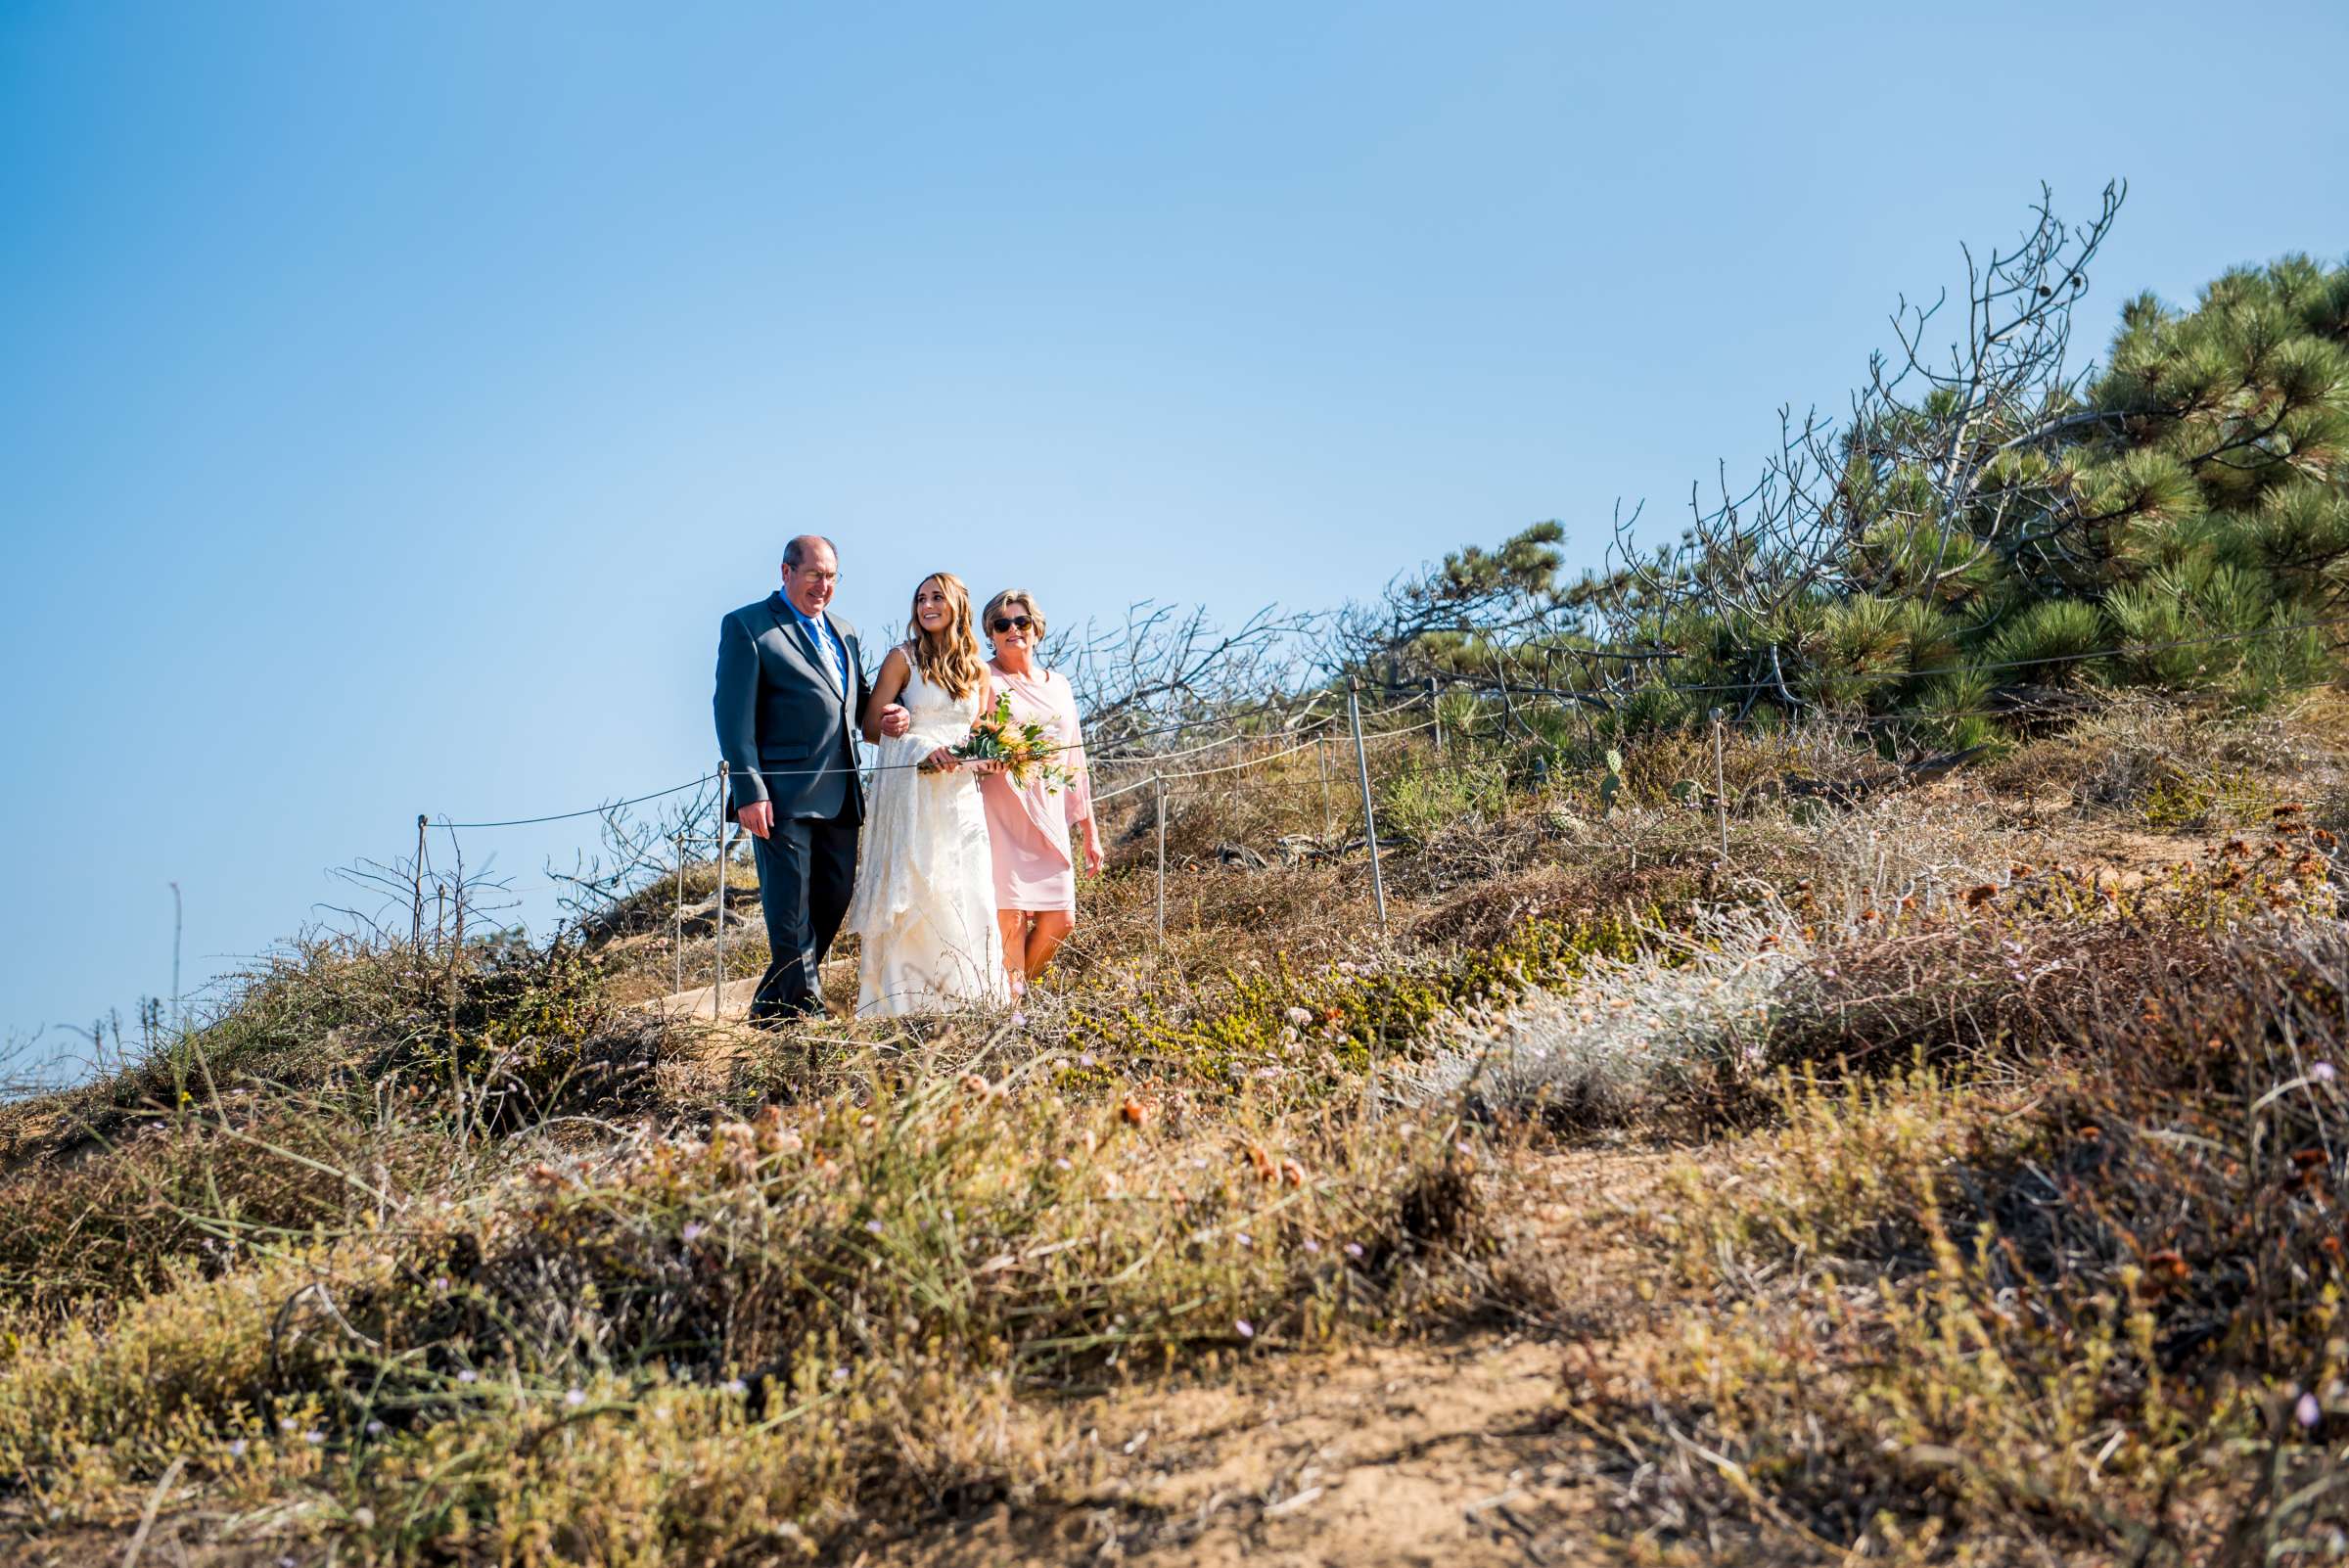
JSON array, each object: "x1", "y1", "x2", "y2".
[{"x1": 979, "y1": 666, "x2": 1092, "y2": 912}]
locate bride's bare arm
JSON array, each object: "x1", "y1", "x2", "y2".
[
  {"x1": 862, "y1": 647, "x2": 911, "y2": 745},
  {"x1": 970, "y1": 669, "x2": 1006, "y2": 774}
]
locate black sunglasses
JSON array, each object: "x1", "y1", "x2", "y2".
[{"x1": 990, "y1": 615, "x2": 1033, "y2": 633}]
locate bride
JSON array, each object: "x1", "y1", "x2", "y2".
[{"x1": 842, "y1": 573, "x2": 1011, "y2": 1017}]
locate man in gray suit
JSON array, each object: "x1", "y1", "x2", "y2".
[{"x1": 713, "y1": 535, "x2": 909, "y2": 1021}]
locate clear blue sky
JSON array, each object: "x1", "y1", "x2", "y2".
[{"x1": 3, "y1": 0, "x2": 2343, "y2": 1074}]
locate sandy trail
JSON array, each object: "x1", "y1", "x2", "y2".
[{"x1": 892, "y1": 1146, "x2": 1677, "y2": 1568}]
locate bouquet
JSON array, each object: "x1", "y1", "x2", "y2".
[{"x1": 943, "y1": 694, "x2": 1069, "y2": 789}]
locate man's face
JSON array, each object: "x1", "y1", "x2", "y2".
[{"x1": 780, "y1": 542, "x2": 839, "y2": 618}]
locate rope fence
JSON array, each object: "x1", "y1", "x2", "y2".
[
  {"x1": 397, "y1": 613, "x2": 2347, "y2": 1021},
  {"x1": 406, "y1": 682, "x2": 1433, "y2": 1016}
]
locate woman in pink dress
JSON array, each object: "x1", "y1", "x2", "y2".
[{"x1": 977, "y1": 588, "x2": 1104, "y2": 995}]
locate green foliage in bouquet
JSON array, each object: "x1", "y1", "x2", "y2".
[{"x1": 951, "y1": 693, "x2": 1071, "y2": 789}]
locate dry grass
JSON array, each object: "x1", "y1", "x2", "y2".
[{"x1": 6, "y1": 692, "x2": 2348, "y2": 1562}]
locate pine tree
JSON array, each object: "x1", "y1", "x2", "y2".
[{"x1": 1349, "y1": 194, "x2": 2349, "y2": 739}]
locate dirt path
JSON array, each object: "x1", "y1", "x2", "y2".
[{"x1": 893, "y1": 1147, "x2": 1677, "y2": 1568}]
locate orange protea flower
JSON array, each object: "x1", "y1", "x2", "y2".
[
  {"x1": 1278, "y1": 1159, "x2": 1307, "y2": 1188},
  {"x1": 1119, "y1": 1096, "x2": 1148, "y2": 1128}
]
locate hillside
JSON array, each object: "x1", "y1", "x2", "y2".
[
  {"x1": 3, "y1": 687, "x2": 2346, "y2": 1566},
  {"x1": 8, "y1": 218, "x2": 2348, "y2": 1564}
]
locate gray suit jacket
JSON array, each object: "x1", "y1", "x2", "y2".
[{"x1": 713, "y1": 592, "x2": 870, "y2": 823}]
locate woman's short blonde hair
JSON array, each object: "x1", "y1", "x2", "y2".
[{"x1": 981, "y1": 588, "x2": 1046, "y2": 644}]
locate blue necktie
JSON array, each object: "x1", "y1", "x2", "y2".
[{"x1": 802, "y1": 612, "x2": 846, "y2": 695}]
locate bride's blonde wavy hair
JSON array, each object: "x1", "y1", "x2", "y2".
[{"x1": 906, "y1": 573, "x2": 987, "y2": 701}]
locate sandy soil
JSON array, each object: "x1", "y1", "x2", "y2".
[{"x1": 884, "y1": 1147, "x2": 1677, "y2": 1568}]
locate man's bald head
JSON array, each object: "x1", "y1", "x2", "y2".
[
  {"x1": 782, "y1": 535, "x2": 836, "y2": 572},
  {"x1": 780, "y1": 535, "x2": 840, "y2": 617}
]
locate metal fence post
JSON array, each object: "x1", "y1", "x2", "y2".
[
  {"x1": 1710, "y1": 710, "x2": 1729, "y2": 865},
  {"x1": 411, "y1": 814, "x2": 427, "y2": 950},
  {"x1": 1316, "y1": 736, "x2": 1333, "y2": 842},
  {"x1": 168, "y1": 881, "x2": 183, "y2": 1039},
  {"x1": 1348, "y1": 679, "x2": 1388, "y2": 938},
  {"x1": 1154, "y1": 773, "x2": 1168, "y2": 942},
  {"x1": 447, "y1": 828, "x2": 466, "y2": 1015},
  {"x1": 714, "y1": 761, "x2": 729, "y2": 1002},
  {"x1": 673, "y1": 828, "x2": 686, "y2": 998}
]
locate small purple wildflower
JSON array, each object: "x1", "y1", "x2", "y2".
[
  {"x1": 564, "y1": 1388, "x2": 586, "y2": 1408},
  {"x1": 1235, "y1": 1319, "x2": 1255, "y2": 1339},
  {"x1": 227, "y1": 1438, "x2": 248, "y2": 1457},
  {"x1": 1235, "y1": 1231, "x2": 1252, "y2": 1247},
  {"x1": 831, "y1": 1365, "x2": 851, "y2": 1383},
  {"x1": 722, "y1": 1377, "x2": 748, "y2": 1397},
  {"x1": 2316, "y1": 1062, "x2": 2338, "y2": 1084},
  {"x1": 1303, "y1": 1238, "x2": 1320, "y2": 1254},
  {"x1": 456, "y1": 1369, "x2": 478, "y2": 1385},
  {"x1": 364, "y1": 1420, "x2": 385, "y2": 1437},
  {"x1": 864, "y1": 1219, "x2": 885, "y2": 1236},
  {"x1": 2300, "y1": 1391, "x2": 2325, "y2": 1429},
  {"x1": 680, "y1": 1222, "x2": 707, "y2": 1243},
  {"x1": 1344, "y1": 1241, "x2": 1364, "y2": 1260}
]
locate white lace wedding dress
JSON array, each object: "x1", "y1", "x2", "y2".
[{"x1": 843, "y1": 657, "x2": 1010, "y2": 1017}]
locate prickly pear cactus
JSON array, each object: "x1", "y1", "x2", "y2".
[{"x1": 1599, "y1": 748, "x2": 1626, "y2": 815}]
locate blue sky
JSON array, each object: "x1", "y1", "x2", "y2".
[{"x1": 3, "y1": 0, "x2": 2343, "y2": 1073}]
